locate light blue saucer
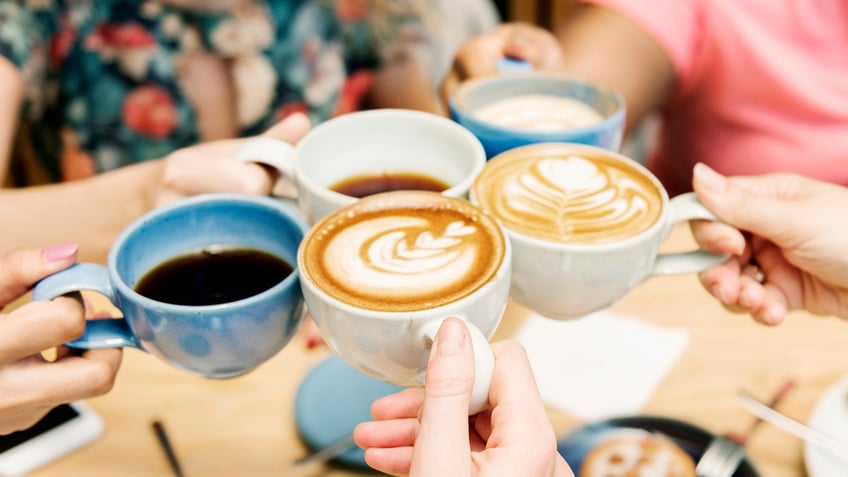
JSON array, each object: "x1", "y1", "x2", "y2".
[{"x1": 294, "y1": 355, "x2": 404, "y2": 467}]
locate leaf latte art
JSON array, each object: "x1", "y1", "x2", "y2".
[
  {"x1": 474, "y1": 150, "x2": 663, "y2": 244},
  {"x1": 301, "y1": 194, "x2": 505, "y2": 312}
]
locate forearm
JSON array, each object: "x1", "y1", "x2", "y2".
[
  {"x1": 368, "y1": 56, "x2": 443, "y2": 115},
  {"x1": 0, "y1": 161, "x2": 164, "y2": 263},
  {"x1": 0, "y1": 56, "x2": 24, "y2": 186},
  {"x1": 554, "y1": 4, "x2": 674, "y2": 133}
]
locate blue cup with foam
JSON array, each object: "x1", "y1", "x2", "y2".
[
  {"x1": 32, "y1": 194, "x2": 308, "y2": 379},
  {"x1": 449, "y1": 63, "x2": 625, "y2": 158}
]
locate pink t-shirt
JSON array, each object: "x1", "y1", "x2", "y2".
[{"x1": 584, "y1": 0, "x2": 848, "y2": 196}]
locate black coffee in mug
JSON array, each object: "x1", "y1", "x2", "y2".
[
  {"x1": 330, "y1": 172, "x2": 448, "y2": 198},
  {"x1": 134, "y1": 247, "x2": 293, "y2": 306}
]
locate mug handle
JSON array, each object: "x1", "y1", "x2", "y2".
[
  {"x1": 496, "y1": 57, "x2": 534, "y2": 73},
  {"x1": 651, "y1": 192, "x2": 729, "y2": 276},
  {"x1": 417, "y1": 317, "x2": 495, "y2": 415},
  {"x1": 233, "y1": 137, "x2": 298, "y2": 199},
  {"x1": 31, "y1": 263, "x2": 142, "y2": 350}
]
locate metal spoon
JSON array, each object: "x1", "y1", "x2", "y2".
[{"x1": 293, "y1": 435, "x2": 357, "y2": 467}]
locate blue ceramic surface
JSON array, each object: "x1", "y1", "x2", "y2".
[
  {"x1": 557, "y1": 415, "x2": 761, "y2": 477},
  {"x1": 295, "y1": 355, "x2": 404, "y2": 468},
  {"x1": 32, "y1": 194, "x2": 308, "y2": 379},
  {"x1": 450, "y1": 74, "x2": 625, "y2": 159}
]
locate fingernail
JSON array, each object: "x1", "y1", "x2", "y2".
[
  {"x1": 436, "y1": 320, "x2": 467, "y2": 355},
  {"x1": 44, "y1": 242, "x2": 78, "y2": 262},
  {"x1": 762, "y1": 303, "x2": 786, "y2": 326},
  {"x1": 306, "y1": 336, "x2": 321, "y2": 349},
  {"x1": 694, "y1": 163, "x2": 727, "y2": 193}
]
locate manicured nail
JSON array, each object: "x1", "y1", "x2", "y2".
[
  {"x1": 44, "y1": 242, "x2": 78, "y2": 262},
  {"x1": 306, "y1": 336, "x2": 321, "y2": 349},
  {"x1": 693, "y1": 163, "x2": 727, "y2": 193},
  {"x1": 436, "y1": 319, "x2": 466, "y2": 355}
]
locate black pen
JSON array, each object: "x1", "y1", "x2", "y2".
[{"x1": 151, "y1": 420, "x2": 185, "y2": 477}]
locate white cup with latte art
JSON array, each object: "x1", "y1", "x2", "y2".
[
  {"x1": 471, "y1": 142, "x2": 727, "y2": 320},
  {"x1": 297, "y1": 191, "x2": 511, "y2": 414}
]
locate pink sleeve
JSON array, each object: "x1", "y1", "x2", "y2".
[{"x1": 579, "y1": 0, "x2": 704, "y2": 91}]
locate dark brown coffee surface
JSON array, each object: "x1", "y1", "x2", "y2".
[
  {"x1": 135, "y1": 247, "x2": 292, "y2": 306},
  {"x1": 330, "y1": 172, "x2": 449, "y2": 198}
]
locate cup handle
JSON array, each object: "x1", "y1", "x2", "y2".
[
  {"x1": 651, "y1": 192, "x2": 729, "y2": 276},
  {"x1": 417, "y1": 317, "x2": 495, "y2": 415},
  {"x1": 233, "y1": 137, "x2": 298, "y2": 199},
  {"x1": 31, "y1": 263, "x2": 142, "y2": 350},
  {"x1": 496, "y1": 57, "x2": 533, "y2": 73}
]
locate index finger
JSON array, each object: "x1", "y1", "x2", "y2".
[{"x1": 0, "y1": 245, "x2": 79, "y2": 306}]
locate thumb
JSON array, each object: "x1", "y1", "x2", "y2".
[
  {"x1": 692, "y1": 163, "x2": 801, "y2": 239},
  {"x1": 261, "y1": 112, "x2": 311, "y2": 144},
  {"x1": 0, "y1": 243, "x2": 79, "y2": 305},
  {"x1": 411, "y1": 318, "x2": 474, "y2": 475}
]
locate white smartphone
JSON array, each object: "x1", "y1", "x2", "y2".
[{"x1": 0, "y1": 402, "x2": 104, "y2": 477}]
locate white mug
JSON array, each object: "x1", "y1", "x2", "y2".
[
  {"x1": 234, "y1": 109, "x2": 487, "y2": 225},
  {"x1": 471, "y1": 142, "x2": 727, "y2": 320},
  {"x1": 297, "y1": 191, "x2": 512, "y2": 414}
]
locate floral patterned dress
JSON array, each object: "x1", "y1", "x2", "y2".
[{"x1": 0, "y1": 0, "x2": 427, "y2": 182}]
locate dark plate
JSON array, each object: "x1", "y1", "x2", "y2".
[{"x1": 557, "y1": 415, "x2": 761, "y2": 477}]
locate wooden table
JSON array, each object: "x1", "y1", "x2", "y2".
[{"x1": 27, "y1": 226, "x2": 847, "y2": 477}]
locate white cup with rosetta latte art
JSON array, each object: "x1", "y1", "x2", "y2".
[
  {"x1": 471, "y1": 142, "x2": 727, "y2": 320},
  {"x1": 297, "y1": 191, "x2": 511, "y2": 414}
]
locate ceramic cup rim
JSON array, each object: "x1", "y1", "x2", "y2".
[
  {"x1": 297, "y1": 190, "x2": 512, "y2": 319},
  {"x1": 450, "y1": 72, "x2": 626, "y2": 139},
  {"x1": 107, "y1": 192, "x2": 308, "y2": 313},
  {"x1": 293, "y1": 108, "x2": 487, "y2": 208},
  {"x1": 470, "y1": 142, "x2": 671, "y2": 251}
]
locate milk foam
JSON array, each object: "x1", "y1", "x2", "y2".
[
  {"x1": 325, "y1": 216, "x2": 479, "y2": 297},
  {"x1": 302, "y1": 198, "x2": 504, "y2": 312},
  {"x1": 474, "y1": 152, "x2": 662, "y2": 243},
  {"x1": 472, "y1": 94, "x2": 604, "y2": 131}
]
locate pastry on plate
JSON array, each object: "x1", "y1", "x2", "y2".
[{"x1": 580, "y1": 429, "x2": 696, "y2": 477}]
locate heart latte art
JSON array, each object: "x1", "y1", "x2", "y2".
[
  {"x1": 472, "y1": 146, "x2": 663, "y2": 244},
  {"x1": 300, "y1": 192, "x2": 505, "y2": 312}
]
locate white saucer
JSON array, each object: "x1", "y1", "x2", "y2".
[
  {"x1": 294, "y1": 355, "x2": 404, "y2": 467},
  {"x1": 805, "y1": 374, "x2": 848, "y2": 476}
]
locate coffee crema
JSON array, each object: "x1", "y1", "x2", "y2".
[
  {"x1": 472, "y1": 94, "x2": 604, "y2": 131},
  {"x1": 330, "y1": 171, "x2": 449, "y2": 198},
  {"x1": 472, "y1": 145, "x2": 663, "y2": 244},
  {"x1": 299, "y1": 191, "x2": 505, "y2": 312}
]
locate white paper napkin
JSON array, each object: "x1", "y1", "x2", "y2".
[{"x1": 513, "y1": 310, "x2": 690, "y2": 421}]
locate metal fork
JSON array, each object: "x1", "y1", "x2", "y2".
[
  {"x1": 695, "y1": 380, "x2": 794, "y2": 477},
  {"x1": 695, "y1": 435, "x2": 746, "y2": 477}
]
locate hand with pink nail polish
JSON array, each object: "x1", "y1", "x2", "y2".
[
  {"x1": 0, "y1": 244, "x2": 122, "y2": 434},
  {"x1": 692, "y1": 163, "x2": 848, "y2": 325},
  {"x1": 353, "y1": 318, "x2": 573, "y2": 477}
]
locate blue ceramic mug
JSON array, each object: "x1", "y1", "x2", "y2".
[
  {"x1": 31, "y1": 194, "x2": 308, "y2": 379},
  {"x1": 449, "y1": 71, "x2": 626, "y2": 159}
]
